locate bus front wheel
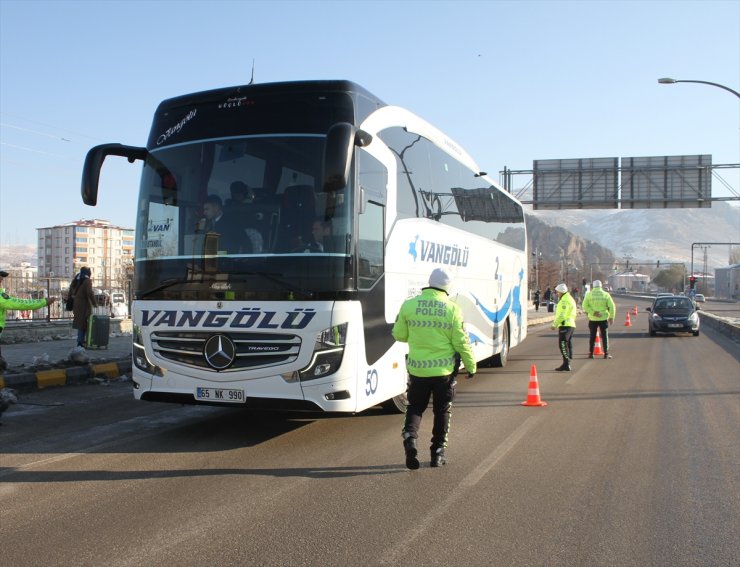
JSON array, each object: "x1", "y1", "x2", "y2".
[{"x1": 381, "y1": 392, "x2": 408, "y2": 414}]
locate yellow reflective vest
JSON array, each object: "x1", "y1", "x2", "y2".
[
  {"x1": 553, "y1": 291, "x2": 577, "y2": 328},
  {"x1": 392, "y1": 287, "x2": 476, "y2": 377},
  {"x1": 582, "y1": 288, "x2": 616, "y2": 321}
]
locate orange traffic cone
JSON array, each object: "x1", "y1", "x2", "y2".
[
  {"x1": 521, "y1": 364, "x2": 547, "y2": 407},
  {"x1": 593, "y1": 328, "x2": 605, "y2": 356},
  {"x1": 624, "y1": 312, "x2": 632, "y2": 326}
]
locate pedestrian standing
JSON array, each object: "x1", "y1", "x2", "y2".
[
  {"x1": 543, "y1": 286, "x2": 552, "y2": 312},
  {"x1": 71, "y1": 267, "x2": 97, "y2": 348},
  {"x1": 392, "y1": 268, "x2": 477, "y2": 470},
  {"x1": 551, "y1": 282, "x2": 576, "y2": 372},
  {"x1": 0, "y1": 269, "x2": 58, "y2": 371},
  {"x1": 582, "y1": 279, "x2": 615, "y2": 359},
  {"x1": 533, "y1": 289, "x2": 541, "y2": 311}
]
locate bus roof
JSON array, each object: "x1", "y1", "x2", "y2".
[{"x1": 156, "y1": 80, "x2": 386, "y2": 113}]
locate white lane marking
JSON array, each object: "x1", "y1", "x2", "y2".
[
  {"x1": 566, "y1": 370, "x2": 580, "y2": 385},
  {"x1": 460, "y1": 415, "x2": 544, "y2": 488},
  {"x1": 380, "y1": 415, "x2": 545, "y2": 565}
]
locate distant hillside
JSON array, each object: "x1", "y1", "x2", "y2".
[
  {"x1": 0, "y1": 244, "x2": 37, "y2": 268},
  {"x1": 526, "y1": 214, "x2": 617, "y2": 281},
  {"x1": 531, "y1": 202, "x2": 740, "y2": 269}
]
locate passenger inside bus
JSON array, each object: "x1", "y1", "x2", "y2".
[
  {"x1": 197, "y1": 194, "x2": 246, "y2": 253},
  {"x1": 297, "y1": 218, "x2": 332, "y2": 253}
]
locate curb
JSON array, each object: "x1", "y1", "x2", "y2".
[
  {"x1": 698, "y1": 312, "x2": 740, "y2": 342},
  {"x1": 0, "y1": 358, "x2": 133, "y2": 392}
]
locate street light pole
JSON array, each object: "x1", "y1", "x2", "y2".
[
  {"x1": 531, "y1": 246, "x2": 540, "y2": 291},
  {"x1": 658, "y1": 77, "x2": 740, "y2": 99}
]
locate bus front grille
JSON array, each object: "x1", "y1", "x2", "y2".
[{"x1": 150, "y1": 331, "x2": 301, "y2": 371}]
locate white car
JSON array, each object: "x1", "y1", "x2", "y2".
[{"x1": 694, "y1": 294, "x2": 706, "y2": 303}]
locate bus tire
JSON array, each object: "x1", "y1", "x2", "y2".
[
  {"x1": 381, "y1": 393, "x2": 408, "y2": 414},
  {"x1": 490, "y1": 321, "x2": 510, "y2": 368}
]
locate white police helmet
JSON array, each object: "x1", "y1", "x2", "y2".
[{"x1": 428, "y1": 268, "x2": 452, "y2": 293}]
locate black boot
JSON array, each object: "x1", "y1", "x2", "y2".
[
  {"x1": 555, "y1": 361, "x2": 571, "y2": 372},
  {"x1": 431, "y1": 447, "x2": 447, "y2": 467},
  {"x1": 403, "y1": 437, "x2": 419, "y2": 470}
]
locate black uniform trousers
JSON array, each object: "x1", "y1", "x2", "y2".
[
  {"x1": 588, "y1": 320, "x2": 609, "y2": 354},
  {"x1": 558, "y1": 326, "x2": 574, "y2": 362},
  {"x1": 403, "y1": 374, "x2": 456, "y2": 450}
]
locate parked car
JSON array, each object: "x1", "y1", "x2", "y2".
[
  {"x1": 694, "y1": 293, "x2": 706, "y2": 303},
  {"x1": 646, "y1": 296, "x2": 700, "y2": 336}
]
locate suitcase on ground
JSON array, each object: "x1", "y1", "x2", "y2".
[
  {"x1": 547, "y1": 301, "x2": 555, "y2": 313},
  {"x1": 86, "y1": 314, "x2": 110, "y2": 349}
]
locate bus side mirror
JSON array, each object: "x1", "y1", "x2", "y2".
[
  {"x1": 81, "y1": 143, "x2": 147, "y2": 206},
  {"x1": 322, "y1": 123, "x2": 372, "y2": 192}
]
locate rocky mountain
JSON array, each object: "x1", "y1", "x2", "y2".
[
  {"x1": 526, "y1": 215, "x2": 616, "y2": 264},
  {"x1": 525, "y1": 214, "x2": 617, "y2": 286},
  {"x1": 529, "y1": 202, "x2": 740, "y2": 270}
]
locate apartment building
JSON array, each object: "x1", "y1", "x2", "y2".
[{"x1": 37, "y1": 219, "x2": 134, "y2": 288}]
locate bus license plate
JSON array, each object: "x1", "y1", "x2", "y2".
[{"x1": 195, "y1": 387, "x2": 246, "y2": 403}]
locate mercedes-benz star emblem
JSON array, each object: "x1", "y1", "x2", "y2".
[{"x1": 203, "y1": 334, "x2": 236, "y2": 370}]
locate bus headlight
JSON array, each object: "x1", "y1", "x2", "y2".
[
  {"x1": 296, "y1": 322, "x2": 347, "y2": 382},
  {"x1": 133, "y1": 325, "x2": 164, "y2": 377}
]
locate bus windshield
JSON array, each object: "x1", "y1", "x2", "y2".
[{"x1": 134, "y1": 134, "x2": 354, "y2": 300}]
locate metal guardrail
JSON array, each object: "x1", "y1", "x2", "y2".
[{"x1": 1, "y1": 276, "x2": 131, "y2": 322}]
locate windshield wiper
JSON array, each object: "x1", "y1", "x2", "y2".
[
  {"x1": 137, "y1": 277, "x2": 195, "y2": 299},
  {"x1": 138, "y1": 272, "x2": 314, "y2": 300},
  {"x1": 230, "y1": 271, "x2": 315, "y2": 299}
]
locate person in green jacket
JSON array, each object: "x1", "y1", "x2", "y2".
[
  {"x1": 582, "y1": 279, "x2": 616, "y2": 359},
  {"x1": 392, "y1": 267, "x2": 476, "y2": 469},
  {"x1": 551, "y1": 282, "x2": 576, "y2": 372},
  {"x1": 0, "y1": 269, "x2": 57, "y2": 371}
]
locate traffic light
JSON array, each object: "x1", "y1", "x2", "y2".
[{"x1": 689, "y1": 276, "x2": 696, "y2": 289}]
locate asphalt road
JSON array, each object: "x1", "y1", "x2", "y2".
[{"x1": 1, "y1": 298, "x2": 738, "y2": 567}]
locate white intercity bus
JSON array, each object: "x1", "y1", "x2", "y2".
[{"x1": 81, "y1": 80, "x2": 527, "y2": 412}]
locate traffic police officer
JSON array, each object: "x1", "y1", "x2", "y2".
[
  {"x1": 582, "y1": 279, "x2": 616, "y2": 359},
  {"x1": 392, "y1": 268, "x2": 476, "y2": 469},
  {"x1": 551, "y1": 282, "x2": 576, "y2": 372}
]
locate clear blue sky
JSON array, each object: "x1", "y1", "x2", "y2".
[{"x1": 1, "y1": 0, "x2": 738, "y2": 247}]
